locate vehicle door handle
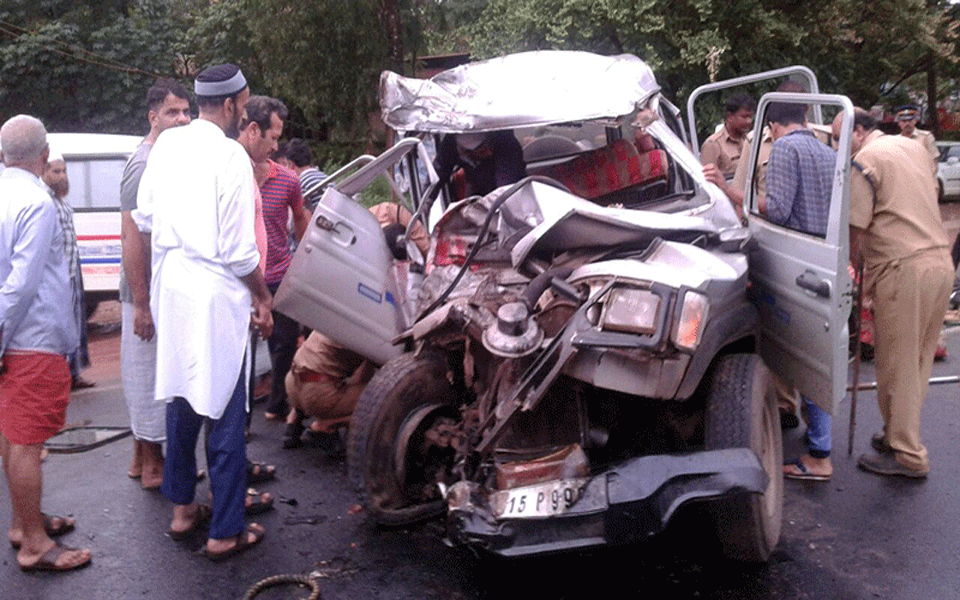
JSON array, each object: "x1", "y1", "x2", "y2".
[
  {"x1": 795, "y1": 270, "x2": 830, "y2": 298},
  {"x1": 314, "y1": 214, "x2": 356, "y2": 246},
  {"x1": 315, "y1": 214, "x2": 336, "y2": 231}
]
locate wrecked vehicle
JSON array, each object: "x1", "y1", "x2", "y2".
[{"x1": 276, "y1": 51, "x2": 855, "y2": 561}]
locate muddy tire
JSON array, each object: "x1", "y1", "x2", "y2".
[
  {"x1": 347, "y1": 351, "x2": 459, "y2": 527},
  {"x1": 703, "y1": 353, "x2": 783, "y2": 562}
]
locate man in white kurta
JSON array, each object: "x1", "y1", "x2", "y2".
[{"x1": 133, "y1": 64, "x2": 273, "y2": 560}]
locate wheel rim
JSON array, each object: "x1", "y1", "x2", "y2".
[
  {"x1": 394, "y1": 404, "x2": 447, "y2": 483},
  {"x1": 389, "y1": 403, "x2": 460, "y2": 506}
]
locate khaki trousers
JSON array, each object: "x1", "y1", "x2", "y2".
[
  {"x1": 284, "y1": 363, "x2": 373, "y2": 432},
  {"x1": 870, "y1": 248, "x2": 952, "y2": 471}
]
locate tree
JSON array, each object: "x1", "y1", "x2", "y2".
[
  {"x1": 446, "y1": 0, "x2": 958, "y2": 115},
  {"x1": 0, "y1": 0, "x2": 186, "y2": 134}
]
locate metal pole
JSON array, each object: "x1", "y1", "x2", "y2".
[
  {"x1": 848, "y1": 375, "x2": 960, "y2": 392},
  {"x1": 848, "y1": 265, "x2": 864, "y2": 456}
]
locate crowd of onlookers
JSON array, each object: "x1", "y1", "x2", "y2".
[{"x1": 0, "y1": 59, "x2": 955, "y2": 574}]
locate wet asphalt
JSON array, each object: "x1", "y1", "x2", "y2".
[{"x1": 2, "y1": 307, "x2": 960, "y2": 599}]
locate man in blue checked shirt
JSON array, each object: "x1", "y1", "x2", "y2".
[{"x1": 762, "y1": 100, "x2": 838, "y2": 482}]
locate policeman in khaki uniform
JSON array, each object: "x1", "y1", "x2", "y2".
[
  {"x1": 834, "y1": 108, "x2": 952, "y2": 478},
  {"x1": 896, "y1": 104, "x2": 939, "y2": 161},
  {"x1": 700, "y1": 93, "x2": 756, "y2": 180}
]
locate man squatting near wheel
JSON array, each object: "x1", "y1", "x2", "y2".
[
  {"x1": 282, "y1": 202, "x2": 431, "y2": 449},
  {"x1": 119, "y1": 78, "x2": 191, "y2": 489},
  {"x1": 752, "y1": 101, "x2": 838, "y2": 481},
  {"x1": 0, "y1": 114, "x2": 92, "y2": 572},
  {"x1": 133, "y1": 64, "x2": 275, "y2": 559},
  {"x1": 836, "y1": 108, "x2": 952, "y2": 479}
]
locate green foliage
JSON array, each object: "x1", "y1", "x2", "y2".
[
  {"x1": 446, "y1": 0, "x2": 958, "y2": 110},
  {"x1": 0, "y1": 0, "x2": 956, "y2": 154},
  {"x1": 0, "y1": 0, "x2": 186, "y2": 134}
]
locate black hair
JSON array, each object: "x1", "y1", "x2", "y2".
[
  {"x1": 725, "y1": 92, "x2": 757, "y2": 115},
  {"x1": 766, "y1": 102, "x2": 806, "y2": 126},
  {"x1": 284, "y1": 138, "x2": 313, "y2": 167},
  {"x1": 776, "y1": 80, "x2": 808, "y2": 94},
  {"x1": 242, "y1": 96, "x2": 288, "y2": 133},
  {"x1": 382, "y1": 223, "x2": 407, "y2": 260},
  {"x1": 147, "y1": 78, "x2": 189, "y2": 111},
  {"x1": 853, "y1": 108, "x2": 878, "y2": 132}
]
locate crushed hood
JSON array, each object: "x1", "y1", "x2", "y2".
[{"x1": 380, "y1": 51, "x2": 661, "y2": 133}]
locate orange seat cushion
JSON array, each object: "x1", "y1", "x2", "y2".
[{"x1": 549, "y1": 139, "x2": 666, "y2": 200}]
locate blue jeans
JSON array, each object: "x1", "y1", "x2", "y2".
[
  {"x1": 161, "y1": 368, "x2": 248, "y2": 540},
  {"x1": 803, "y1": 395, "x2": 831, "y2": 458}
]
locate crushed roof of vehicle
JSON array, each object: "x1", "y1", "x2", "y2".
[{"x1": 380, "y1": 51, "x2": 661, "y2": 133}]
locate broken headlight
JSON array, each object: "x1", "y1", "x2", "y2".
[{"x1": 600, "y1": 287, "x2": 660, "y2": 334}]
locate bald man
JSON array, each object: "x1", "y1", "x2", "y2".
[
  {"x1": 0, "y1": 114, "x2": 91, "y2": 572},
  {"x1": 836, "y1": 108, "x2": 951, "y2": 479}
]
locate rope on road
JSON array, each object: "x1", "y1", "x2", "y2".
[{"x1": 242, "y1": 574, "x2": 320, "y2": 600}]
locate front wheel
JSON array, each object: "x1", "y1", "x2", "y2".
[
  {"x1": 703, "y1": 353, "x2": 783, "y2": 562},
  {"x1": 347, "y1": 351, "x2": 461, "y2": 526}
]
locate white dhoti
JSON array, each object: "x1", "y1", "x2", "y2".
[{"x1": 121, "y1": 302, "x2": 165, "y2": 441}]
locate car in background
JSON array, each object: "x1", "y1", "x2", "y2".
[
  {"x1": 937, "y1": 141, "x2": 960, "y2": 202},
  {"x1": 48, "y1": 133, "x2": 142, "y2": 313}
]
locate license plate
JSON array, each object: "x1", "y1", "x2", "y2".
[{"x1": 491, "y1": 478, "x2": 590, "y2": 519}]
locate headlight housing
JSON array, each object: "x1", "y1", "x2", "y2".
[
  {"x1": 672, "y1": 290, "x2": 708, "y2": 352},
  {"x1": 600, "y1": 287, "x2": 660, "y2": 334}
]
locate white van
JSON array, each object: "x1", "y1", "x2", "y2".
[{"x1": 47, "y1": 133, "x2": 143, "y2": 312}]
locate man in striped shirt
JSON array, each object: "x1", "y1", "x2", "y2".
[
  {"x1": 280, "y1": 138, "x2": 328, "y2": 213},
  {"x1": 238, "y1": 96, "x2": 309, "y2": 422}
]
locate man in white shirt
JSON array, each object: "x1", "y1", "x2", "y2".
[
  {"x1": 0, "y1": 114, "x2": 90, "y2": 572},
  {"x1": 133, "y1": 64, "x2": 273, "y2": 561}
]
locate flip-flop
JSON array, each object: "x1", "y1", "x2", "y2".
[
  {"x1": 783, "y1": 457, "x2": 831, "y2": 482},
  {"x1": 204, "y1": 524, "x2": 265, "y2": 562},
  {"x1": 18, "y1": 541, "x2": 92, "y2": 572},
  {"x1": 10, "y1": 514, "x2": 76, "y2": 549},
  {"x1": 246, "y1": 491, "x2": 274, "y2": 516},
  {"x1": 168, "y1": 505, "x2": 212, "y2": 541},
  {"x1": 247, "y1": 461, "x2": 276, "y2": 483}
]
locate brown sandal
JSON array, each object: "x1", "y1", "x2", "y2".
[
  {"x1": 9, "y1": 513, "x2": 76, "y2": 549},
  {"x1": 18, "y1": 541, "x2": 92, "y2": 572},
  {"x1": 168, "y1": 505, "x2": 212, "y2": 541},
  {"x1": 204, "y1": 524, "x2": 265, "y2": 562}
]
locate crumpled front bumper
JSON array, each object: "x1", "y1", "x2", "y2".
[{"x1": 446, "y1": 448, "x2": 767, "y2": 557}]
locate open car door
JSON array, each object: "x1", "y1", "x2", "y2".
[
  {"x1": 744, "y1": 95, "x2": 855, "y2": 414},
  {"x1": 274, "y1": 138, "x2": 437, "y2": 366}
]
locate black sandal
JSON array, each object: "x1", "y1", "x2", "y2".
[
  {"x1": 246, "y1": 461, "x2": 276, "y2": 483},
  {"x1": 282, "y1": 420, "x2": 305, "y2": 449}
]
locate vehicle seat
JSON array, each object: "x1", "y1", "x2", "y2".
[{"x1": 545, "y1": 138, "x2": 668, "y2": 204}]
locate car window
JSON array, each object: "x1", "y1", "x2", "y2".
[{"x1": 64, "y1": 157, "x2": 126, "y2": 211}]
